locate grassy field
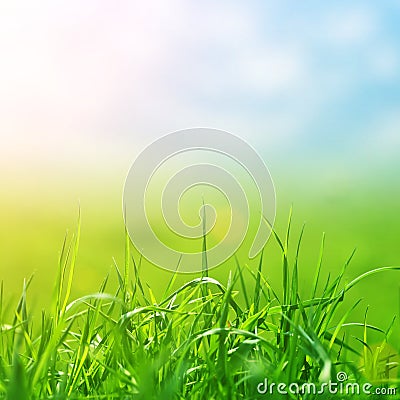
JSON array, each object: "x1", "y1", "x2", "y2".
[
  {"x1": 0, "y1": 211, "x2": 399, "y2": 398},
  {"x1": 0, "y1": 168, "x2": 399, "y2": 398},
  {"x1": 1, "y1": 169, "x2": 399, "y2": 327}
]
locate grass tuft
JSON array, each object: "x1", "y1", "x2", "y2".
[{"x1": 0, "y1": 211, "x2": 399, "y2": 399}]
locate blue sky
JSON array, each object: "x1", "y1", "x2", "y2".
[{"x1": 1, "y1": 1, "x2": 399, "y2": 177}]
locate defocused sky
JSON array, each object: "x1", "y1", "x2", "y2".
[{"x1": 1, "y1": 0, "x2": 399, "y2": 177}]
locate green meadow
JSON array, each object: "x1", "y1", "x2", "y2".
[
  {"x1": 0, "y1": 165, "x2": 399, "y2": 398},
  {"x1": 1, "y1": 168, "x2": 398, "y2": 326}
]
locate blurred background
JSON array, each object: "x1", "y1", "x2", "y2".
[{"x1": 0, "y1": 1, "x2": 399, "y2": 338}]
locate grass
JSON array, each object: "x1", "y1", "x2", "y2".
[{"x1": 0, "y1": 210, "x2": 399, "y2": 399}]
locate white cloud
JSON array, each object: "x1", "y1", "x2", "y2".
[
  {"x1": 363, "y1": 110, "x2": 400, "y2": 157},
  {"x1": 324, "y1": 7, "x2": 377, "y2": 46},
  {"x1": 235, "y1": 46, "x2": 307, "y2": 94}
]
